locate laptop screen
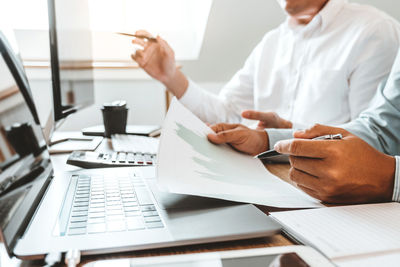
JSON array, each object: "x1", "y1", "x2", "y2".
[{"x1": 0, "y1": 31, "x2": 53, "y2": 255}]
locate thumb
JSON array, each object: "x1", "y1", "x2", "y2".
[
  {"x1": 207, "y1": 129, "x2": 241, "y2": 145},
  {"x1": 294, "y1": 124, "x2": 348, "y2": 139}
]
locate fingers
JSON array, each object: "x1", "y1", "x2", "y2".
[
  {"x1": 135, "y1": 30, "x2": 154, "y2": 38},
  {"x1": 297, "y1": 184, "x2": 321, "y2": 200},
  {"x1": 294, "y1": 124, "x2": 348, "y2": 139},
  {"x1": 242, "y1": 110, "x2": 274, "y2": 121},
  {"x1": 274, "y1": 139, "x2": 329, "y2": 158},
  {"x1": 131, "y1": 50, "x2": 145, "y2": 66},
  {"x1": 132, "y1": 38, "x2": 146, "y2": 47},
  {"x1": 210, "y1": 123, "x2": 241, "y2": 134},
  {"x1": 289, "y1": 167, "x2": 320, "y2": 190},
  {"x1": 290, "y1": 156, "x2": 327, "y2": 178},
  {"x1": 207, "y1": 129, "x2": 244, "y2": 145},
  {"x1": 157, "y1": 36, "x2": 175, "y2": 57}
]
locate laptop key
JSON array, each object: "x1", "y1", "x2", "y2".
[
  {"x1": 107, "y1": 215, "x2": 125, "y2": 221},
  {"x1": 88, "y1": 212, "x2": 105, "y2": 218},
  {"x1": 141, "y1": 205, "x2": 156, "y2": 212},
  {"x1": 88, "y1": 217, "x2": 105, "y2": 224},
  {"x1": 73, "y1": 202, "x2": 89, "y2": 208},
  {"x1": 145, "y1": 216, "x2": 161, "y2": 223},
  {"x1": 106, "y1": 209, "x2": 124, "y2": 216},
  {"x1": 87, "y1": 223, "x2": 106, "y2": 234},
  {"x1": 124, "y1": 206, "x2": 140, "y2": 212},
  {"x1": 107, "y1": 220, "x2": 126, "y2": 232},
  {"x1": 68, "y1": 227, "x2": 87, "y2": 236},
  {"x1": 71, "y1": 211, "x2": 88, "y2": 217},
  {"x1": 125, "y1": 211, "x2": 141, "y2": 217},
  {"x1": 126, "y1": 218, "x2": 145, "y2": 230},
  {"x1": 135, "y1": 188, "x2": 153, "y2": 205},
  {"x1": 146, "y1": 221, "x2": 164, "y2": 229},
  {"x1": 69, "y1": 221, "x2": 87, "y2": 229},
  {"x1": 142, "y1": 210, "x2": 159, "y2": 217},
  {"x1": 72, "y1": 207, "x2": 89, "y2": 212},
  {"x1": 70, "y1": 216, "x2": 87, "y2": 223}
]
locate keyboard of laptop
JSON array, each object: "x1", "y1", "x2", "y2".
[
  {"x1": 57, "y1": 174, "x2": 164, "y2": 236},
  {"x1": 111, "y1": 134, "x2": 159, "y2": 155}
]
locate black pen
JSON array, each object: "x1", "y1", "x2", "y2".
[{"x1": 254, "y1": 134, "x2": 343, "y2": 160}]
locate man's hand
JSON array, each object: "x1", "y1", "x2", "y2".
[
  {"x1": 242, "y1": 110, "x2": 293, "y2": 129},
  {"x1": 207, "y1": 123, "x2": 269, "y2": 156},
  {"x1": 274, "y1": 124, "x2": 396, "y2": 204},
  {"x1": 131, "y1": 30, "x2": 188, "y2": 98}
]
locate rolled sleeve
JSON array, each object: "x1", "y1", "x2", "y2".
[
  {"x1": 393, "y1": 156, "x2": 400, "y2": 202},
  {"x1": 266, "y1": 129, "x2": 294, "y2": 149}
]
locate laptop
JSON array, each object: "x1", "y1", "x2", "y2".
[{"x1": 0, "y1": 31, "x2": 280, "y2": 260}]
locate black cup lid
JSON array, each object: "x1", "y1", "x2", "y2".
[{"x1": 103, "y1": 100, "x2": 127, "y2": 110}]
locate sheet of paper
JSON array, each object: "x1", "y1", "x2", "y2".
[
  {"x1": 156, "y1": 98, "x2": 322, "y2": 208},
  {"x1": 271, "y1": 203, "x2": 400, "y2": 259},
  {"x1": 334, "y1": 251, "x2": 400, "y2": 267}
]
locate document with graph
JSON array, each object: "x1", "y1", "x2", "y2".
[{"x1": 156, "y1": 98, "x2": 322, "y2": 208}]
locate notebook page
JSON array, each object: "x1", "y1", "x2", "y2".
[
  {"x1": 334, "y1": 251, "x2": 400, "y2": 267},
  {"x1": 271, "y1": 203, "x2": 400, "y2": 259}
]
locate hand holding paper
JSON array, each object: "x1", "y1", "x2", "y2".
[
  {"x1": 207, "y1": 123, "x2": 269, "y2": 156},
  {"x1": 156, "y1": 98, "x2": 322, "y2": 208}
]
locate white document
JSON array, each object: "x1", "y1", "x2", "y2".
[
  {"x1": 334, "y1": 252, "x2": 400, "y2": 267},
  {"x1": 271, "y1": 202, "x2": 400, "y2": 262},
  {"x1": 156, "y1": 98, "x2": 322, "y2": 208}
]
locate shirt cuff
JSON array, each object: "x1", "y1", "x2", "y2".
[
  {"x1": 265, "y1": 129, "x2": 295, "y2": 149},
  {"x1": 178, "y1": 79, "x2": 203, "y2": 111},
  {"x1": 393, "y1": 156, "x2": 400, "y2": 202}
]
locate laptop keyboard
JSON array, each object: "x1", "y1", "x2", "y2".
[{"x1": 61, "y1": 174, "x2": 163, "y2": 236}]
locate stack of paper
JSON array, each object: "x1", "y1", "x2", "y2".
[
  {"x1": 156, "y1": 98, "x2": 322, "y2": 208},
  {"x1": 271, "y1": 203, "x2": 400, "y2": 267}
]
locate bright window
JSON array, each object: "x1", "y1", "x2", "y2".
[{"x1": 3, "y1": 0, "x2": 213, "y2": 61}]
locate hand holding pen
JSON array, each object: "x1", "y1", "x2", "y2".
[{"x1": 255, "y1": 134, "x2": 343, "y2": 160}]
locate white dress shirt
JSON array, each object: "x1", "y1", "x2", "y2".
[{"x1": 179, "y1": 0, "x2": 400, "y2": 128}]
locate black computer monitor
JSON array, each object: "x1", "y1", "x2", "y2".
[
  {"x1": 47, "y1": 0, "x2": 95, "y2": 124},
  {"x1": 0, "y1": 31, "x2": 40, "y2": 126}
]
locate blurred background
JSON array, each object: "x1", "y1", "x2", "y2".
[{"x1": 3, "y1": 0, "x2": 399, "y2": 130}]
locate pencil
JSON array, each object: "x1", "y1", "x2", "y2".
[{"x1": 116, "y1": 32, "x2": 157, "y2": 42}]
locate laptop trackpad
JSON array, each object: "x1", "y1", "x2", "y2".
[{"x1": 148, "y1": 180, "x2": 237, "y2": 210}]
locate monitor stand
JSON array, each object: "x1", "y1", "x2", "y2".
[{"x1": 81, "y1": 125, "x2": 161, "y2": 137}]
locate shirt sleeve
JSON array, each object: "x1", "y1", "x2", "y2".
[
  {"x1": 393, "y1": 156, "x2": 400, "y2": 202},
  {"x1": 347, "y1": 19, "x2": 400, "y2": 120},
  {"x1": 342, "y1": 54, "x2": 400, "y2": 156},
  {"x1": 265, "y1": 129, "x2": 295, "y2": 149}
]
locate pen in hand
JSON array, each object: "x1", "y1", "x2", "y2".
[
  {"x1": 254, "y1": 134, "x2": 343, "y2": 160},
  {"x1": 116, "y1": 32, "x2": 158, "y2": 42}
]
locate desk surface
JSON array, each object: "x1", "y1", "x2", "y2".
[{"x1": 0, "y1": 138, "x2": 294, "y2": 267}]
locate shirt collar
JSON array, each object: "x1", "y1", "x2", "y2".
[
  {"x1": 285, "y1": 0, "x2": 347, "y2": 33},
  {"x1": 318, "y1": 0, "x2": 347, "y2": 31}
]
